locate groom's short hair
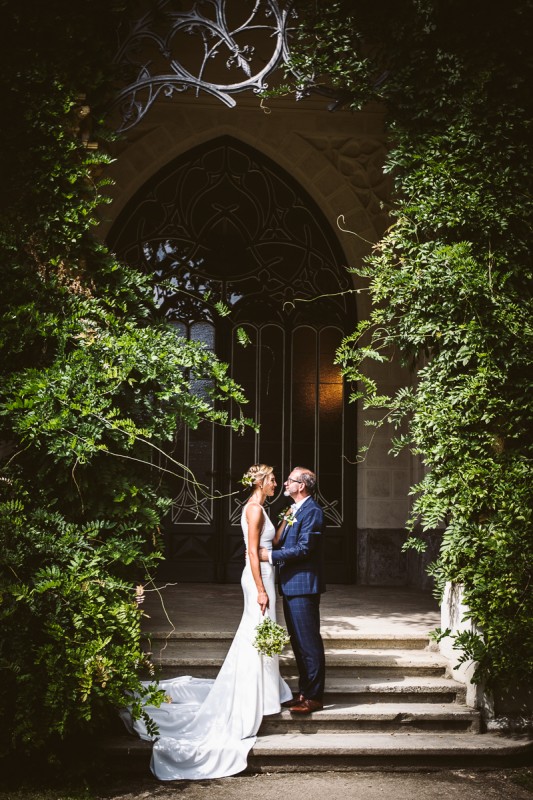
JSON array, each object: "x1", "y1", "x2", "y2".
[{"x1": 294, "y1": 467, "x2": 316, "y2": 494}]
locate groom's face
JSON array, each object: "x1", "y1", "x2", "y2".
[{"x1": 284, "y1": 473, "x2": 303, "y2": 498}]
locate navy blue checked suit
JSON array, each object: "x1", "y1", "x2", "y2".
[{"x1": 271, "y1": 496, "x2": 326, "y2": 701}]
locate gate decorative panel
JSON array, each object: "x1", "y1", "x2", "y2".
[
  {"x1": 113, "y1": 0, "x2": 296, "y2": 130},
  {"x1": 108, "y1": 136, "x2": 356, "y2": 582}
]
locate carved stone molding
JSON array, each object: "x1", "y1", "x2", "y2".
[{"x1": 299, "y1": 134, "x2": 393, "y2": 237}]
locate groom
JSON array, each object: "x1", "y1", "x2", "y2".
[{"x1": 259, "y1": 467, "x2": 325, "y2": 713}]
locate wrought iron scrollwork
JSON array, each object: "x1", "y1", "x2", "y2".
[
  {"x1": 109, "y1": 136, "x2": 353, "y2": 326},
  {"x1": 113, "y1": 0, "x2": 295, "y2": 131}
]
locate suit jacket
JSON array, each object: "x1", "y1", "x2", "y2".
[{"x1": 271, "y1": 495, "x2": 325, "y2": 596}]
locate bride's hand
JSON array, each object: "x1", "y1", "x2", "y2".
[{"x1": 257, "y1": 590, "x2": 269, "y2": 614}]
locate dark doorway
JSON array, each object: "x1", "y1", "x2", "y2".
[{"x1": 108, "y1": 136, "x2": 357, "y2": 582}]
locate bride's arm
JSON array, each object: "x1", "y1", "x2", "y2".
[
  {"x1": 273, "y1": 520, "x2": 286, "y2": 547},
  {"x1": 246, "y1": 504, "x2": 269, "y2": 615}
]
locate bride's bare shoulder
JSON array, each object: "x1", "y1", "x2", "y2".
[{"x1": 244, "y1": 502, "x2": 264, "y2": 523}]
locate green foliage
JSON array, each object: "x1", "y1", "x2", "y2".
[
  {"x1": 0, "y1": 1, "x2": 253, "y2": 756},
  {"x1": 287, "y1": 0, "x2": 533, "y2": 687},
  {"x1": 0, "y1": 479, "x2": 165, "y2": 749},
  {"x1": 236, "y1": 326, "x2": 252, "y2": 348}
]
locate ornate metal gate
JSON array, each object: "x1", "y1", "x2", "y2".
[{"x1": 108, "y1": 136, "x2": 357, "y2": 582}]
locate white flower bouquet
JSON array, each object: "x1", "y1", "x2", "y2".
[{"x1": 253, "y1": 616, "x2": 290, "y2": 657}]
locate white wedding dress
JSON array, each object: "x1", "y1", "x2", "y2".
[{"x1": 121, "y1": 503, "x2": 292, "y2": 781}]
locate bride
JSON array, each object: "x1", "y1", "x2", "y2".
[{"x1": 121, "y1": 463, "x2": 293, "y2": 780}]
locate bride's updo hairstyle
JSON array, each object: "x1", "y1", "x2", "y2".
[{"x1": 241, "y1": 463, "x2": 274, "y2": 488}]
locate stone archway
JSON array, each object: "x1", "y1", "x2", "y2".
[{"x1": 107, "y1": 134, "x2": 358, "y2": 582}]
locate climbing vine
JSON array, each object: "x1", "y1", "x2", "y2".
[
  {"x1": 281, "y1": 0, "x2": 533, "y2": 687},
  {"x1": 0, "y1": 0, "x2": 253, "y2": 757}
]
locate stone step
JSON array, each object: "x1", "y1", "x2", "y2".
[
  {"x1": 103, "y1": 732, "x2": 533, "y2": 772},
  {"x1": 143, "y1": 631, "x2": 433, "y2": 652},
  {"x1": 138, "y1": 672, "x2": 467, "y2": 704},
  {"x1": 282, "y1": 649, "x2": 447, "y2": 669},
  {"x1": 320, "y1": 676, "x2": 467, "y2": 704},
  {"x1": 149, "y1": 649, "x2": 448, "y2": 680},
  {"x1": 259, "y1": 702, "x2": 481, "y2": 734},
  {"x1": 249, "y1": 732, "x2": 533, "y2": 770}
]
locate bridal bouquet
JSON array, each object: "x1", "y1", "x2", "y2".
[{"x1": 253, "y1": 616, "x2": 290, "y2": 657}]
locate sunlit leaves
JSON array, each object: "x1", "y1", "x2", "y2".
[
  {"x1": 288, "y1": 0, "x2": 533, "y2": 688},
  {"x1": 0, "y1": 0, "x2": 254, "y2": 757}
]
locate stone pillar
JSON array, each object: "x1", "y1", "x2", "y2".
[
  {"x1": 440, "y1": 582, "x2": 533, "y2": 729},
  {"x1": 440, "y1": 583, "x2": 483, "y2": 709}
]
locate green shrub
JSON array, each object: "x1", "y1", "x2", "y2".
[
  {"x1": 0, "y1": 0, "x2": 253, "y2": 755},
  {"x1": 284, "y1": 0, "x2": 533, "y2": 687}
]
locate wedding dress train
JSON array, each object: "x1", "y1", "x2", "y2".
[{"x1": 122, "y1": 504, "x2": 292, "y2": 780}]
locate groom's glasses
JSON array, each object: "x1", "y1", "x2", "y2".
[{"x1": 286, "y1": 476, "x2": 303, "y2": 483}]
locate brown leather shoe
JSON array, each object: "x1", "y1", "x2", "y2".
[
  {"x1": 289, "y1": 698, "x2": 323, "y2": 714},
  {"x1": 281, "y1": 693, "x2": 304, "y2": 708}
]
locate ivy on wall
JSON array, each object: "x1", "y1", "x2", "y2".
[
  {"x1": 283, "y1": 0, "x2": 533, "y2": 688},
  {"x1": 0, "y1": 1, "x2": 253, "y2": 756}
]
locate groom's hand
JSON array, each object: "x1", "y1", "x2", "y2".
[{"x1": 259, "y1": 548, "x2": 269, "y2": 562}]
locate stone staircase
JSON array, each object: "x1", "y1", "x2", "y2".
[{"x1": 110, "y1": 627, "x2": 531, "y2": 770}]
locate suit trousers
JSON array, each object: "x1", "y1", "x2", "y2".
[{"x1": 282, "y1": 593, "x2": 325, "y2": 701}]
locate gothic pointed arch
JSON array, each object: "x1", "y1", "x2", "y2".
[
  {"x1": 109, "y1": 134, "x2": 355, "y2": 325},
  {"x1": 107, "y1": 135, "x2": 357, "y2": 582}
]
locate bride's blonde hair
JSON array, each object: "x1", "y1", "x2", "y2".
[{"x1": 242, "y1": 463, "x2": 274, "y2": 488}]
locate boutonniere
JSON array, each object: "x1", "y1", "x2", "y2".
[{"x1": 278, "y1": 507, "x2": 297, "y2": 526}]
